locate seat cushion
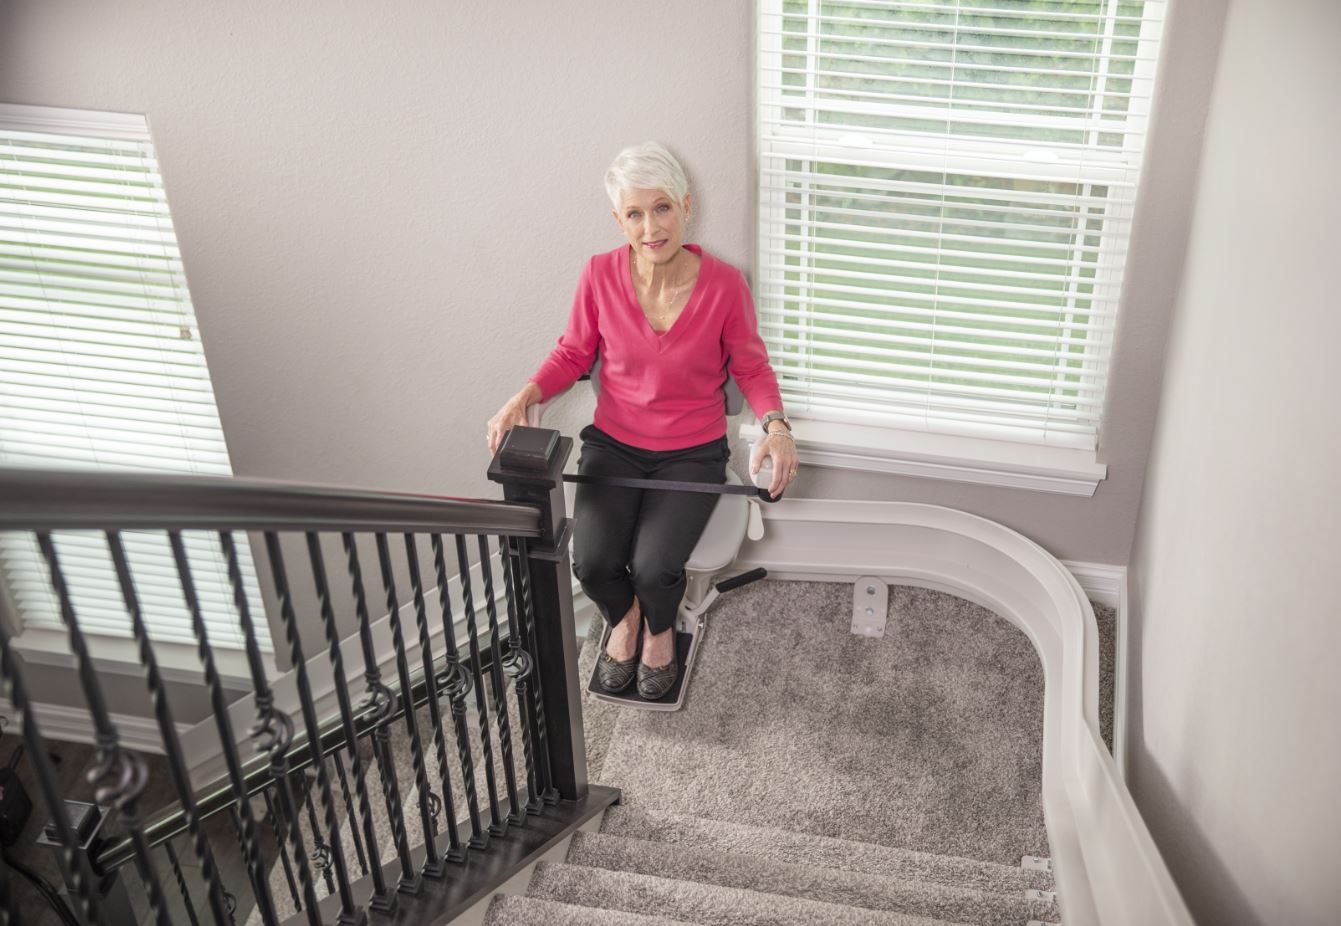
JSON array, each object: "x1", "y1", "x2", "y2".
[{"x1": 685, "y1": 469, "x2": 749, "y2": 573}]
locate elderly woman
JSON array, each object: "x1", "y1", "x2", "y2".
[{"x1": 486, "y1": 142, "x2": 798, "y2": 699}]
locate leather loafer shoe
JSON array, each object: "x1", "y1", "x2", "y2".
[
  {"x1": 595, "y1": 627, "x2": 639, "y2": 693},
  {"x1": 636, "y1": 657, "x2": 678, "y2": 700}
]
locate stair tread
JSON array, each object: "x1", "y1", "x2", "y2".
[
  {"x1": 599, "y1": 805, "x2": 1054, "y2": 894},
  {"x1": 566, "y1": 831, "x2": 1058, "y2": 926},
  {"x1": 528, "y1": 861, "x2": 975, "y2": 926},
  {"x1": 483, "y1": 893, "x2": 704, "y2": 926}
]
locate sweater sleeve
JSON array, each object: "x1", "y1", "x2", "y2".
[
  {"x1": 529, "y1": 258, "x2": 601, "y2": 402},
  {"x1": 722, "y1": 269, "x2": 784, "y2": 419}
]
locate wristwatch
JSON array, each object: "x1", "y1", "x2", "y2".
[{"x1": 760, "y1": 410, "x2": 792, "y2": 435}]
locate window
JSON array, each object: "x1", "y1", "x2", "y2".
[
  {"x1": 756, "y1": 0, "x2": 1166, "y2": 462},
  {"x1": 0, "y1": 104, "x2": 270, "y2": 652}
]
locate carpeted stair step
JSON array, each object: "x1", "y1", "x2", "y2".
[
  {"x1": 565, "y1": 831, "x2": 1057, "y2": 926},
  {"x1": 482, "y1": 893, "x2": 703, "y2": 925},
  {"x1": 526, "y1": 861, "x2": 972, "y2": 926},
  {"x1": 599, "y1": 805, "x2": 1053, "y2": 895}
]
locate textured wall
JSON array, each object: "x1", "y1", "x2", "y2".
[
  {"x1": 0, "y1": 0, "x2": 753, "y2": 713},
  {"x1": 1126, "y1": 2, "x2": 1341, "y2": 923}
]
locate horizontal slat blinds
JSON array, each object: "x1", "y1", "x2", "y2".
[
  {"x1": 757, "y1": 0, "x2": 1165, "y2": 447},
  {"x1": 0, "y1": 105, "x2": 270, "y2": 651}
]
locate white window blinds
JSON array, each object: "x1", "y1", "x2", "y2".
[
  {"x1": 0, "y1": 104, "x2": 270, "y2": 651},
  {"x1": 757, "y1": 0, "x2": 1165, "y2": 448}
]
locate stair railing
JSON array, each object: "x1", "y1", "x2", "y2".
[{"x1": 0, "y1": 429, "x2": 617, "y2": 926}]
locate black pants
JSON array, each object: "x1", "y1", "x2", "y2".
[{"x1": 572, "y1": 425, "x2": 728, "y2": 635}]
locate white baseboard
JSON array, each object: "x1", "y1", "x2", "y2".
[{"x1": 0, "y1": 698, "x2": 191, "y2": 756}]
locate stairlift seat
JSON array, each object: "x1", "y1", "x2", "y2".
[{"x1": 684, "y1": 469, "x2": 749, "y2": 574}]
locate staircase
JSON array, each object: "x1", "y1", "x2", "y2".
[
  {"x1": 480, "y1": 580, "x2": 1072, "y2": 926},
  {"x1": 483, "y1": 807, "x2": 1058, "y2": 925}
]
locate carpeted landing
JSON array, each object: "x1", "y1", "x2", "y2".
[{"x1": 482, "y1": 579, "x2": 1093, "y2": 925}]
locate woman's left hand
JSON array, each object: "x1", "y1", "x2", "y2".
[{"x1": 750, "y1": 432, "x2": 800, "y2": 499}]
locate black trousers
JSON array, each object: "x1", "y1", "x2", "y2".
[{"x1": 572, "y1": 425, "x2": 728, "y2": 635}]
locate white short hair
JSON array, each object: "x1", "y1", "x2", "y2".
[{"x1": 604, "y1": 141, "x2": 689, "y2": 210}]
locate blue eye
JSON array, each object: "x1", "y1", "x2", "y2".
[
  {"x1": 628, "y1": 211, "x2": 641, "y2": 220},
  {"x1": 656, "y1": 204, "x2": 671, "y2": 213}
]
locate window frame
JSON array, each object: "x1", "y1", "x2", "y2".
[
  {"x1": 0, "y1": 102, "x2": 277, "y2": 683},
  {"x1": 753, "y1": 0, "x2": 1166, "y2": 494}
]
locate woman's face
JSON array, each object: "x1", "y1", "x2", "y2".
[{"x1": 613, "y1": 188, "x2": 693, "y2": 265}]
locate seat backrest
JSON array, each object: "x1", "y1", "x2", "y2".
[{"x1": 588, "y1": 356, "x2": 744, "y2": 416}]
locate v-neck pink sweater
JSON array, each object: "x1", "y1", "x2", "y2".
[{"x1": 529, "y1": 244, "x2": 784, "y2": 451}]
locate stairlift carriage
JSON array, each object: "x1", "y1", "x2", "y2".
[{"x1": 522, "y1": 360, "x2": 771, "y2": 711}]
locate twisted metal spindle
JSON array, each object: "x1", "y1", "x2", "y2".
[
  {"x1": 312, "y1": 533, "x2": 391, "y2": 911},
  {"x1": 0, "y1": 640, "x2": 102, "y2": 926},
  {"x1": 498, "y1": 536, "x2": 541, "y2": 815},
  {"x1": 299, "y1": 772, "x2": 336, "y2": 895},
  {"x1": 263, "y1": 532, "x2": 365, "y2": 924},
  {"x1": 511, "y1": 537, "x2": 558, "y2": 802},
  {"x1": 105, "y1": 531, "x2": 233, "y2": 926},
  {"x1": 262, "y1": 788, "x2": 301, "y2": 911},
  {"x1": 454, "y1": 534, "x2": 505, "y2": 835},
  {"x1": 165, "y1": 837, "x2": 202, "y2": 926},
  {"x1": 331, "y1": 750, "x2": 369, "y2": 876},
  {"x1": 341, "y1": 532, "x2": 419, "y2": 895},
  {"x1": 477, "y1": 535, "x2": 522, "y2": 824},
  {"x1": 220, "y1": 532, "x2": 323, "y2": 926},
  {"x1": 429, "y1": 533, "x2": 485, "y2": 849},
  {"x1": 373, "y1": 532, "x2": 445, "y2": 879},
  {"x1": 169, "y1": 531, "x2": 280, "y2": 926},
  {"x1": 403, "y1": 533, "x2": 466, "y2": 862}
]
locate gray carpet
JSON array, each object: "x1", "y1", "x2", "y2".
[{"x1": 582, "y1": 581, "x2": 1050, "y2": 866}]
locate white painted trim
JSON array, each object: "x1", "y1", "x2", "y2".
[
  {"x1": 736, "y1": 500, "x2": 1191, "y2": 926},
  {"x1": 737, "y1": 418, "x2": 1108, "y2": 496},
  {"x1": 0, "y1": 697, "x2": 191, "y2": 756},
  {"x1": 1062, "y1": 560, "x2": 1129, "y2": 781},
  {"x1": 13, "y1": 628, "x2": 262, "y2": 690},
  {"x1": 0, "y1": 102, "x2": 150, "y2": 140}
]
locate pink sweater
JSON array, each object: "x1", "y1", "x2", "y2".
[{"x1": 530, "y1": 244, "x2": 784, "y2": 451}]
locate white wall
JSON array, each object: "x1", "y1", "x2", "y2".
[
  {"x1": 0, "y1": 0, "x2": 755, "y2": 503},
  {"x1": 1, "y1": 0, "x2": 1221, "y2": 568},
  {"x1": 1126, "y1": 2, "x2": 1341, "y2": 924}
]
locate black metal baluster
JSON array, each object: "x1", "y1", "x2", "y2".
[
  {"x1": 403, "y1": 533, "x2": 465, "y2": 862},
  {"x1": 299, "y1": 772, "x2": 336, "y2": 896},
  {"x1": 331, "y1": 750, "x2": 369, "y2": 876},
  {"x1": 341, "y1": 532, "x2": 419, "y2": 896},
  {"x1": 219, "y1": 531, "x2": 323, "y2": 926},
  {"x1": 263, "y1": 532, "x2": 366, "y2": 925},
  {"x1": 512, "y1": 538, "x2": 558, "y2": 803},
  {"x1": 262, "y1": 788, "x2": 301, "y2": 912},
  {"x1": 305, "y1": 535, "x2": 390, "y2": 911},
  {"x1": 454, "y1": 534, "x2": 505, "y2": 836},
  {"x1": 105, "y1": 531, "x2": 233, "y2": 926},
  {"x1": 165, "y1": 837, "x2": 202, "y2": 926},
  {"x1": 169, "y1": 531, "x2": 280, "y2": 926},
  {"x1": 497, "y1": 536, "x2": 540, "y2": 815},
  {"x1": 429, "y1": 533, "x2": 484, "y2": 850},
  {"x1": 0, "y1": 639, "x2": 102, "y2": 926},
  {"x1": 373, "y1": 533, "x2": 445, "y2": 880},
  {"x1": 476, "y1": 536, "x2": 522, "y2": 825}
]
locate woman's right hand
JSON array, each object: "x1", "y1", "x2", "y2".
[{"x1": 487, "y1": 383, "x2": 542, "y2": 455}]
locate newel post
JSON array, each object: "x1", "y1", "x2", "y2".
[{"x1": 487, "y1": 427, "x2": 588, "y2": 802}]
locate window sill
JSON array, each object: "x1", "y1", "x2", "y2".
[
  {"x1": 13, "y1": 627, "x2": 266, "y2": 691},
  {"x1": 740, "y1": 417, "x2": 1107, "y2": 496}
]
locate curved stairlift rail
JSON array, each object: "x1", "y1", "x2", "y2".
[{"x1": 733, "y1": 498, "x2": 1196, "y2": 926}]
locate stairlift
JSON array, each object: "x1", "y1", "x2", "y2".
[{"x1": 524, "y1": 361, "x2": 770, "y2": 711}]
